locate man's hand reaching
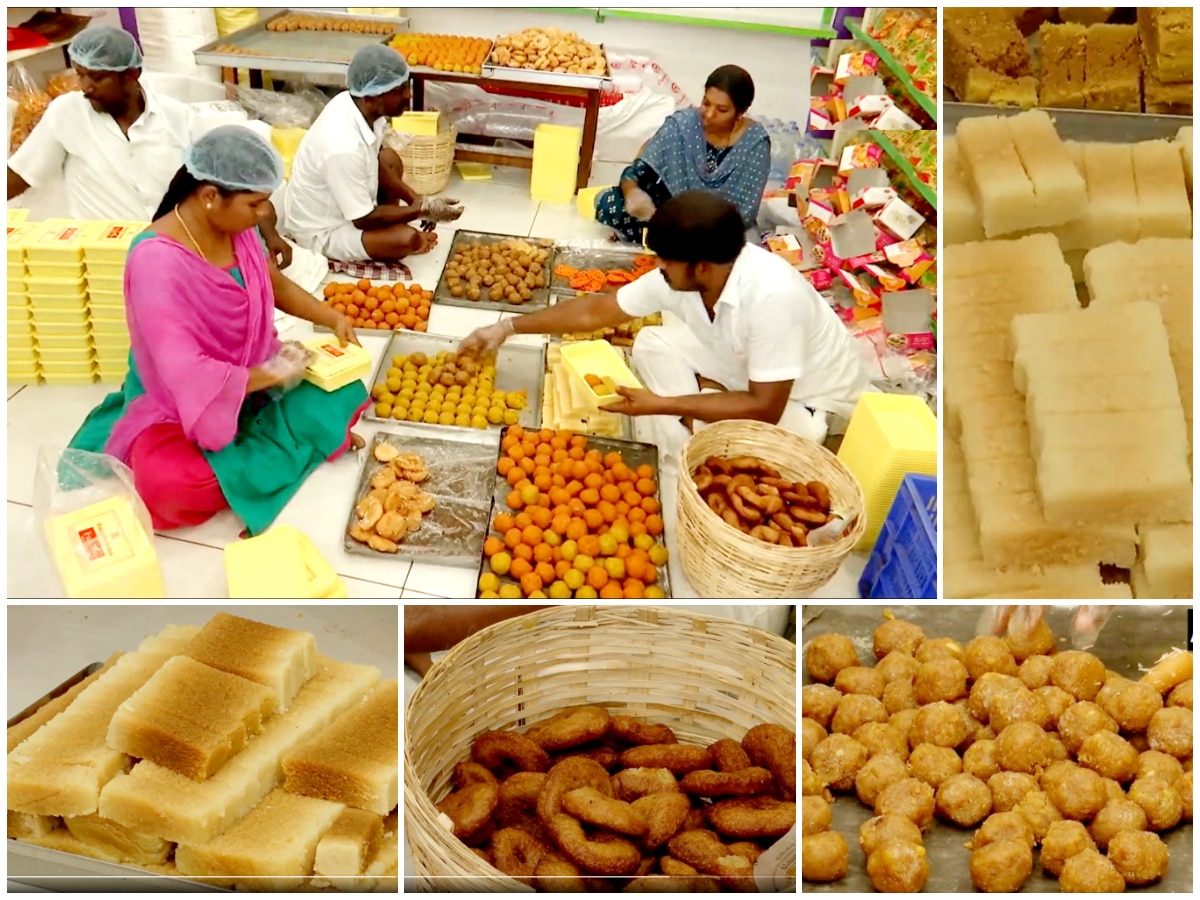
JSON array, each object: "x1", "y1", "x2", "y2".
[{"x1": 420, "y1": 196, "x2": 464, "y2": 223}]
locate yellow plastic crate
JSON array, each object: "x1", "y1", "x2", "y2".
[{"x1": 837, "y1": 392, "x2": 937, "y2": 549}]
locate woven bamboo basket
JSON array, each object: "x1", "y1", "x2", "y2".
[
  {"x1": 398, "y1": 123, "x2": 458, "y2": 196},
  {"x1": 676, "y1": 420, "x2": 866, "y2": 598},
  {"x1": 404, "y1": 605, "x2": 796, "y2": 891}
]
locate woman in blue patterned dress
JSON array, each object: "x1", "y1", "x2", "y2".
[{"x1": 596, "y1": 65, "x2": 771, "y2": 243}]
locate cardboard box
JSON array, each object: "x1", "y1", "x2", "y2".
[
  {"x1": 835, "y1": 50, "x2": 880, "y2": 84},
  {"x1": 874, "y1": 196, "x2": 925, "y2": 240},
  {"x1": 883, "y1": 289, "x2": 936, "y2": 354},
  {"x1": 838, "y1": 142, "x2": 884, "y2": 176},
  {"x1": 872, "y1": 101, "x2": 923, "y2": 130},
  {"x1": 830, "y1": 210, "x2": 879, "y2": 261},
  {"x1": 883, "y1": 239, "x2": 934, "y2": 283}
]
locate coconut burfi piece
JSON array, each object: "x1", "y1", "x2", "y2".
[
  {"x1": 1134, "y1": 523, "x2": 1193, "y2": 599},
  {"x1": 945, "y1": 9, "x2": 1031, "y2": 99},
  {"x1": 1039, "y1": 23, "x2": 1088, "y2": 108},
  {"x1": 282, "y1": 681, "x2": 398, "y2": 815},
  {"x1": 1179, "y1": 127, "x2": 1193, "y2": 192},
  {"x1": 106, "y1": 656, "x2": 275, "y2": 781},
  {"x1": 989, "y1": 75, "x2": 1039, "y2": 108},
  {"x1": 1081, "y1": 143, "x2": 1140, "y2": 246},
  {"x1": 7, "y1": 652, "x2": 123, "y2": 754},
  {"x1": 1084, "y1": 24, "x2": 1141, "y2": 111},
  {"x1": 1007, "y1": 110, "x2": 1088, "y2": 227},
  {"x1": 137, "y1": 624, "x2": 202, "y2": 657},
  {"x1": 97, "y1": 656, "x2": 379, "y2": 846},
  {"x1": 7, "y1": 811, "x2": 57, "y2": 839},
  {"x1": 1030, "y1": 410, "x2": 1189, "y2": 459},
  {"x1": 176, "y1": 788, "x2": 345, "y2": 892},
  {"x1": 1143, "y1": 66, "x2": 1194, "y2": 115},
  {"x1": 62, "y1": 812, "x2": 172, "y2": 865},
  {"x1": 944, "y1": 139, "x2": 986, "y2": 245},
  {"x1": 183, "y1": 612, "x2": 317, "y2": 712},
  {"x1": 1036, "y1": 443, "x2": 1192, "y2": 526},
  {"x1": 1138, "y1": 6, "x2": 1193, "y2": 83},
  {"x1": 1132, "y1": 140, "x2": 1192, "y2": 239},
  {"x1": 313, "y1": 808, "x2": 384, "y2": 883},
  {"x1": 957, "y1": 116, "x2": 1038, "y2": 237}
]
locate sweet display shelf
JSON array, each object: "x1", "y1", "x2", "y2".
[
  {"x1": 845, "y1": 17, "x2": 937, "y2": 122},
  {"x1": 869, "y1": 129, "x2": 936, "y2": 209}
]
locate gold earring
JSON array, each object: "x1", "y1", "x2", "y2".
[{"x1": 206, "y1": 203, "x2": 212, "y2": 210}]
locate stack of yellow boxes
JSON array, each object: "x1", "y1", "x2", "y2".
[
  {"x1": 8, "y1": 214, "x2": 39, "y2": 384},
  {"x1": 530, "y1": 123, "x2": 582, "y2": 204},
  {"x1": 83, "y1": 221, "x2": 143, "y2": 384},
  {"x1": 836, "y1": 392, "x2": 939, "y2": 550},
  {"x1": 23, "y1": 221, "x2": 94, "y2": 385}
]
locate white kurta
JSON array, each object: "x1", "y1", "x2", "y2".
[{"x1": 8, "y1": 87, "x2": 200, "y2": 221}]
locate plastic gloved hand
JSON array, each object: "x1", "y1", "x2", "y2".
[
  {"x1": 261, "y1": 341, "x2": 313, "y2": 393},
  {"x1": 460, "y1": 319, "x2": 513, "y2": 357},
  {"x1": 977, "y1": 605, "x2": 1117, "y2": 650},
  {"x1": 419, "y1": 196, "x2": 464, "y2": 222},
  {"x1": 625, "y1": 187, "x2": 656, "y2": 221}
]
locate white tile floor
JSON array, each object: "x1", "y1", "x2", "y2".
[{"x1": 6, "y1": 169, "x2": 864, "y2": 600}]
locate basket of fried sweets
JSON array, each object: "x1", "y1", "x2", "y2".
[
  {"x1": 404, "y1": 605, "x2": 797, "y2": 891},
  {"x1": 677, "y1": 420, "x2": 866, "y2": 598}
]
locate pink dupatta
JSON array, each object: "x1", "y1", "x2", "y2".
[{"x1": 106, "y1": 227, "x2": 280, "y2": 462}]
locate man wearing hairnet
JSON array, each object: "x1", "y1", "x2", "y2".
[
  {"x1": 280, "y1": 44, "x2": 463, "y2": 263},
  {"x1": 6, "y1": 25, "x2": 293, "y2": 268}
]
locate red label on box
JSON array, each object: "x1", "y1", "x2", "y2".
[
  {"x1": 77, "y1": 526, "x2": 106, "y2": 561},
  {"x1": 320, "y1": 343, "x2": 344, "y2": 358}
]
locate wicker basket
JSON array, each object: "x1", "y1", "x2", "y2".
[
  {"x1": 676, "y1": 420, "x2": 867, "y2": 598},
  {"x1": 398, "y1": 123, "x2": 458, "y2": 196},
  {"x1": 404, "y1": 605, "x2": 796, "y2": 891}
]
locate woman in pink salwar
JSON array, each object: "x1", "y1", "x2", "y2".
[{"x1": 71, "y1": 127, "x2": 369, "y2": 534}]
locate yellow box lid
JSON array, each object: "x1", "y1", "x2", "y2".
[
  {"x1": 559, "y1": 340, "x2": 642, "y2": 407},
  {"x1": 25, "y1": 222, "x2": 89, "y2": 263},
  {"x1": 47, "y1": 495, "x2": 165, "y2": 599},
  {"x1": 225, "y1": 525, "x2": 340, "y2": 598},
  {"x1": 32, "y1": 307, "x2": 90, "y2": 325},
  {"x1": 301, "y1": 337, "x2": 373, "y2": 392},
  {"x1": 7, "y1": 209, "x2": 29, "y2": 225},
  {"x1": 7, "y1": 224, "x2": 36, "y2": 260},
  {"x1": 81, "y1": 220, "x2": 146, "y2": 262},
  {"x1": 295, "y1": 529, "x2": 343, "y2": 598},
  {"x1": 392, "y1": 111, "x2": 440, "y2": 135}
]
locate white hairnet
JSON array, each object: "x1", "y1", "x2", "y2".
[
  {"x1": 184, "y1": 125, "x2": 284, "y2": 193},
  {"x1": 347, "y1": 44, "x2": 410, "y2": 97},
  {"x1": 68, "y1": 25, "x2": 143, "y2": 72}
]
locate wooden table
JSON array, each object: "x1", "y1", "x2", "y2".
[{"x1": 409, "y1": 68, "x2": 602, "y2": 191}]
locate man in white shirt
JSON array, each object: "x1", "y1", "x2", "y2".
[
  {"x1": 463, "y1": 191, "x2": 868, "y2": 454},
  {"x1": 7, "y1": 25, "x2": 291, "y2": 266},
  {"x1": 280, "y1": 44, "x2": 462, "y2": 263}
]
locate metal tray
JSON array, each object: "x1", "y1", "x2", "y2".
[
  {"x1": 482, "y1": 45, "x2": 612, "y2": 89},
  {"x1": 343, "y1": 428, "x2": 497, "y2": 567},
  {"x1": 944, "y1": 102, "x2": 1192, "y2": 142},
  {"x1": 550, "y1": 245, "x2": 653, "y2": 297},
  {"x1": 193, "y1": 8, "x2": 406, "y2": 76},
  {"x1": 364, "y1": 330, "x2": 545, "y2": 430},
  {"x1": 802, "y1": 604, "x2": 1194, "y2": 894},
  {"x1": 8, "y1": 665, "x2": 230, "y2": 892},
  {"x1": 475, "y1": 427, "x2": 672, "y2": 598},
  {"x1": 433, "y1": 230, "x2": 557, "y2": 314}
]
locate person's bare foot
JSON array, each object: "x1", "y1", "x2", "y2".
[
  {"x1": 413, "y1": 232, "x2": 438, "y2": 255},
  {"x1": 350, "y1": 432, "x2": 366, "y2": 452}
]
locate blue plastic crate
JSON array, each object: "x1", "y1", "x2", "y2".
[{"x1": 859, "y1": 473, "x2": 937, "y2": 599}]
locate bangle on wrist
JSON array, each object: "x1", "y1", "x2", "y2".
[{"x1": 503, "y1": 318, "x2": 517, "y2": 336}]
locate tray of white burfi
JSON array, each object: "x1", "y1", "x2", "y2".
[
  {"x1": 941, "y1": 105, "x2": 1193, "y2": 599},
  {"x1": 7, "y1": 612, "x2": 398, "y2": 892}
]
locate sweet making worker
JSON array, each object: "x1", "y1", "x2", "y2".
[
  {"x1": 6, "y1": 25, "x2": 292, "y2": 268},
  {"x1": 463, "y1": 191, "x2": 868, "y2": 456},
  {"x1": 595, "y1": 65, "x2": 771, "y2": 244},
  {"x1": 279, "y1": 44, "x2": 462, "y2": 265},
  {"x1": 69, "y1": 127, "x2": 368, "y2": 534}
]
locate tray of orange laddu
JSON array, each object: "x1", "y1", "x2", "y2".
[{"x1": 7, "y1": 611, "x2": 398, "y2": 891}]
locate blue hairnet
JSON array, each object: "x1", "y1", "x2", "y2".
[
  {"x1": 347, "y1": 44, "x2": 410, "y2": 97},
  {"x1": 68, "y1": 25, "x2": 143, "y2": 72},
  {"x1": 184, "y1": 125, "x2": 284, "y2": 193}
]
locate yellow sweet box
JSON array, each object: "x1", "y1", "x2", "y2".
[
  {"x1": 531, "y1": 123, "x2": 582, "y2": 204},
  {"x1": 392, "y1": 111, "x2": 440, "y2": 135},
  {"x1": 7, "y1": 224, "x2": 36, "y2": 269},
  {"x1": 47, "y1": 494, "x2": 166, "y2": 599},
  {"x1": 24, "y1": 221, "x2": 89, "y2": 266},
  {"x1": 7, "y1": 209, "x2": 29, "y2": 225},
  {"x1": 80, "y1": 220, "x2": 146, "y2": 264},
  {"x1": 301, "y1": 337, "x2": 373, "y2": 392},
  {"x1": 559, "y1": 340, "x2": 642, "y2": 409},
  {"x1": 225, "y1": 525, "x2": 345, "y2": 599}
]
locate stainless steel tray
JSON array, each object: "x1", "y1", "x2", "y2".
[
  {"x1": 802, "y1": 604, "x2": 1194, "y2": 894},
  {"x1": 343, "y1": 427, "x2": 497, "y2": 567},
  {"x1": 364, "y1": 330, "x2": 545, "y2": 431},
  {"x1": 944, "y1": 102, "x2": 1192, "y2": 142},
  {"x1": 476, "y1": 427, "x2": 672, "y2": 598},
  {"x1": 482, "y1": 45, "x2": 612, "y2": 89},
  {"x1": 549, "y1": 245, "x2": 653, "y2": 298},
  {"x1": 433, "y1": 230, "x2": 557, "y2": 314},
  {"x1": 193, "y1": 8, "x2": 407, "y2": 76}
]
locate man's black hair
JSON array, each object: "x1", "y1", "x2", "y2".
[
  {"x1": 705, "y1": 65, "x2": 755, "y2": 114},
  {"x1": 645, "y1": 191, "x2": 746, "y2": 265}
]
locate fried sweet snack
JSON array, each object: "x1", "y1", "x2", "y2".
[
  {"x1": 619, "y1": 745, "x2": 712, "y2": 775},
  {"x1": 631, "y1": 792, "x2": 692, "y2": 850},
  {"x1": 436, "y1": 782, "x2": 499, "y2": 839},
  {"x1": 546, "y1": 813, "x2": 642, "y2": 876},
  {"x1": 708, "y1": 738, "x2": 753, "y2": 773},
  {"x1": 742, "y1": 723, "x2": 797, "y2": 800},
  {"x1": 692, "y1": 457, "x2": 833, "y2": 545},
  {"x1": 680, "y1": 767, "x2": 774, "y2": 798},
  {"x1": 349, "y1": 449, "x2": 435, "y2": 553},
  {"x1": 473, "y1": 730, "x2": 552, "y2": 773},
  {"x1": 667, "y1": 830, "x2": 757, "y2": 890},
  {"x1": 454, "y1": 761, "x2": 499, "y2": 789},
  {"x1": 561, "y1": 787, "x2": 648, "y2": 837},
  {"x1": 526, "y1": 706, "x2": 612, "y2": 751},
  {"x1": 706, "y1": 796, "x2": 796, "y2": 838},
  {"x1": 612, "y1": 767, "x2": 683, "y2": 802},
  {"x1": 610, "y1": 716, "x2": 678, "y2": 746},
  {"x1": 536, "y1": 757, "x2": 613, "y2": 824},
  {"x1": 491, "y1": 826, "x2": 552, "y2": 883}
]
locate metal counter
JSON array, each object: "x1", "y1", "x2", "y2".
[
  {"x1": 944, "y1": 102, "x2": 1191, "y2": 142},
  {"x1": 802, "y1": 603, "x2": 1193, "y2": 894}
]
